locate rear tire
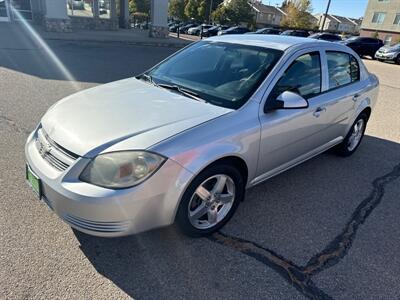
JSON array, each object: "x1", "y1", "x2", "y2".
[
  {"x1": 335, "y1": 112, "x2": 368, "y2": 157},
  {"x1": 175, "y1": 164, "x2": 244, "y2": 237},
  {"x1": 395, "y1": 55, "x2": 400, "y2": 65}
]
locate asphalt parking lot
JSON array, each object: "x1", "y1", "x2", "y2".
[{"x1": 1, "y1": 26, "x2": 400, "y2": 299}]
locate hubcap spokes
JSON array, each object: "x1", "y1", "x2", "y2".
[
  {"x1": 188, "y1": 174, "x2": 235, "y2": 229},
  {"x1": 348, "y1": 119, "x2": 365, "y2": 151}
]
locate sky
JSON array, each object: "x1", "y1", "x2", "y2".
[{"x1": 262, "y1": 0, "x2": 369, "y2": 18}]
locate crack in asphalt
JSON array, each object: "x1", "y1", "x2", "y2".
[
  {"x1": 0, "y1": 113, "x2": 31, "y2": 135},
  {"x1": 208, "y1": 162, "x2": 400, "y2": 299}
]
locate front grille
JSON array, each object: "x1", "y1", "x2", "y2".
[
  {"x1": 35, "y1": 127, "x2": 78, "y2": 171},
  {"x1": 42, "y1": 152, "x2": 70, "y2": 171},
  {"x1": 63, "y1": 214, "x2": 130, "y2": 233}
]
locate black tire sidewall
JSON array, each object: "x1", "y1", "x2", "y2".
[
  {"x1": 337, "y1": 113, "x2": 368, "y2": 156},
  {"x1": 175, "y1": 164, "x2": 244, "y2": 237}
]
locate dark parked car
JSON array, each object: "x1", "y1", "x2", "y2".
[
  {"x1": 169, "y1": 23, "x2": 182, "y2": 33},
  {"x1": 281, "y1": 30, "x2": 309, "y2": 37},
  {"x1": 203, "y1": 25, "x2": 229, "y2": 37},
  {"x1": 248, "y1": 28, "x2": 281, "y2": 35},
  {"x1": 218, "y1": 26, "x2": 251, "y2": 35},
  {"x1": 340, "y1": 37, "x2": 384, "y2": 58},
  {"x1": 309, "y1": 32, "x2": 341, "y2": 42}
]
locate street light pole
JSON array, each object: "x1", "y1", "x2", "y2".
[
  {"x1": 209, "y1": 0, "x2": 213, "y2": 24},
  {"x1": 320, "y1": 0, "x2": 331, "y2": 32}
]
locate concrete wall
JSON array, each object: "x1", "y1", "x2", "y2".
[{"x1": 361, "y1": 0, "x2": 400, "y2": 33}]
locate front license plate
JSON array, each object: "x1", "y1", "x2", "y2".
[{"x1": 26, "y1": 165, "x2": 42, "y2": 199}]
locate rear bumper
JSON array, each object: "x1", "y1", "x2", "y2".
[{"x1": 25, "y1": 130, "x2": 194, "y2": 237}]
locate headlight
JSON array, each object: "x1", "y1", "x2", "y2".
[{"x1": 80, "y1": 151, "x2": 165, "y2": 189}]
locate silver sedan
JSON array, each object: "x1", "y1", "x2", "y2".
[{"x1": 25, "y1": 35, "x2": 379, "y2": 237}]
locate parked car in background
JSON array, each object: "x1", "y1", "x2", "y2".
[
  {"x1": 309, "y1": 33, "x2": 341, "y2": 42},
  {"x1": 67, "y1": 0, "x2": 84, "y2": 10},
  {"x1": 25, "y1": 35, "x2": 379, "y2": 238},
  {"x1": 248, "y1": 28, "x2": 281, "y2": 35},
  {"x1": 340, "y1": 37, "x2": 383, "y2": 58},
  {"x1": 375, "y1": 43, "x2": 400, "y2": 64},
  {"x1": 203, "y1": 25, "x2": 229, "y2": 37},
  {"x1": 180, "y1": 23, "x2": 198, "y2": 34},
  {"x1": 218, "y1": 26, "x2": 251, "y2": 35},
  {"x1": 281, "y1": 30, "x2": 309, "y2": 37},
  {"x1": 188, "y1": 24, "x2": 213, "y2": 36},
  {"x1": 169, "y1": 23, "x2": 182, "y2": 33}
]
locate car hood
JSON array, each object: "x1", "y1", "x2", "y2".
[
  {"x1": 41, "y1": 78, "x2": 232, "y2": 157},
  {"x1": 378, "y1": 44, "x2": 400, "y2": 52}
]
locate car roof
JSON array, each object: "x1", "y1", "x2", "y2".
[{"x1": 207, "y1": 34, "x2": 331, "y2": 51}]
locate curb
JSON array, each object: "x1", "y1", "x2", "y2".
[{"x1": 41, "y1": 36, "x2": 192, "y2": 48}]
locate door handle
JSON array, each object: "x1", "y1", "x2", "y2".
[
  {"x1": 313, "y1": 107, "x2": 326, "y2": 118},
  {"x1": 352, "y1": 93, "x2": 360, "y2": 102}
]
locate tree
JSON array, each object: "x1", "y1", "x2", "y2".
[
  {"x1": 169, "y1": 0, "x2": 186, "y2": 20},
  {"x1": 129, "y1": 0, "x2": 150, "y2": 15},
  {"x1": 197, "y1": 0, "x2": 208, "y2": 22},
  {"x1": 281, "y1": 0, "x2": 313, "y2": 29},
  {"x1": 225, "y1": 0, "x2": 253, "y2": 25},
  {"x1": 185, "y1": 0, "x2": 199, "y2": 20},
  {"x1": 212, "y1": 5, "x2": 229, "y2": 24}
]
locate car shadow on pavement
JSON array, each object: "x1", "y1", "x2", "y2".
[{"x1": 74, "y1": 135, "x2": 400, "y2": 299}]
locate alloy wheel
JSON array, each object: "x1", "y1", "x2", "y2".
[
  {"x1": 188, "y1": 174, "x2": 236, "y2": 229},
  {"x1": 347, "y1": 119, "x2": 365, "y2": 151}
]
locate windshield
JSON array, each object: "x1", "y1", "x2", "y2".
[
  {"x1": 346, "y1": 36, "x2": 359, "y2": 42},
  {"x1": 146, "y1": 41, "x2": 283, "y2": 109},
  {"x1": 309, "y1": 33, "x2": 320, "y2": 39}
]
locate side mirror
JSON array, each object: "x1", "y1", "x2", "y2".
[{"x1": 264, "y1": 91, "x2": 309, "y2": 113}]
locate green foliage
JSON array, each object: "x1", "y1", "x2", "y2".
[
  {"x1": 212, "y1": 5, "x2": 228, "y2": 24},
  {"x1": 185, "y1": 0, "x2": 199, "y2": 20},
  {"x1": 129, "y1": 0, "x2": 150, "y2": 15},
  {"x1": 225, "y1": 0, "x2": 253, "y2": 25},
  {"x1": 281, "y1": 0, "x2": 313, "y2": 29},
  {"x1": 197, "y1": 0, "x2": 208, "y2": 22},
  {"x1": 169, "y1": 0, "x2": 186, "y2": 20},
  {"x1": 212, "y1": 0, "x2": 252, "y2": 25}
]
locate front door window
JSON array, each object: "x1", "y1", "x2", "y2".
[{"x1": 0, "y1": 0, "x2": 10, "y2": 21}]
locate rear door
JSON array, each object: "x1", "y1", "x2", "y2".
[{"x1": 321, "y1": 49, "x2": 365, "y2": 138}]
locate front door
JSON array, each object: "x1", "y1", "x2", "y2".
[
  {"x1": 0, "y1": 0, "x2": 10, "y2": 22},
  {"x1": 255, "y1": 50, "x2": 340, "y2": 183}
]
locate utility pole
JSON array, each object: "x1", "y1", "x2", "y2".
[
  {"x1": 320, "y1": 0, "x2": 331, "y2": 32},
  {"x1": 209, "y1": 0, "x2": 213, "y2": 24}
]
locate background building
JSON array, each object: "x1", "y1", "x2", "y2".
[
  {"x1": 315, "y1": 13, "x2": 360, "y2": 34},
  {"x1": 360, "y1": 0, "x2": 400, "y2": 44},
  {"x1": 248, "y1": 1, "x2": 286, "y2": 28},
  {"x1": 0, "y1": 0, "x2": 168, "y2": 37}
]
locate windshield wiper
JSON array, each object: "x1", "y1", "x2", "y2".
[{"x1": 158, "y1": 83, "x2": 207, "y2": 103}]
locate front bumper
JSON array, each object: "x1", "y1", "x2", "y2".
[
  {"x1": 25, "y1": 130, "x2": 194, "y2": 237},
  {"x1": 374, "y1": 52, "x2": 397, "y2": 61}
]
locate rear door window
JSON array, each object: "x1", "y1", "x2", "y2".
[{"x1": 326, "y1": 51, "x2": 360, "y2": 89}]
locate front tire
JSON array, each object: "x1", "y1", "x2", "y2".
[
  {"x1": 335, "y1": 112, "x2": 368, "y2": 157},
  {"x1": 176, "y1": 164, "x2": 244, "y2": 237}
]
